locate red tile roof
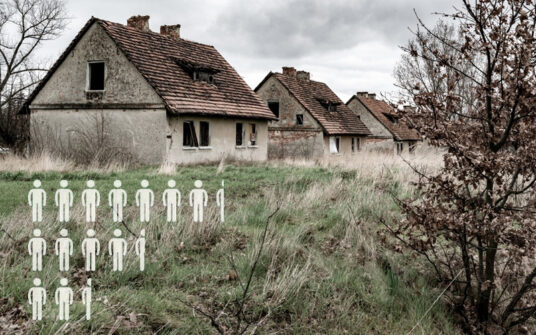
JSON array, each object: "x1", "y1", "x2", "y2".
[
  {"x1": 257, "y1": 72, "x2": 371, "y2": 136},
  {"x1": 21, "y1": 18, "x2": 275, "y2": 120},
  {"x1": 349, "y1": 95, "x2": 420, "y2": 141}
]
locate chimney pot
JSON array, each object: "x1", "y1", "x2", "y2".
[
  {"x1": 127, "y1": 15, "x2": 150, "y2": 32},
  {"x1": 160, "y1": 24, "x2": 181, "y2": 40},
  {"x1": 296, "y1": 70, "x2": 310, "y2": 81},
  {"x1": 369, "y1": 93, "x2": 376, "y2": 100},
  {"x1": 356, "y1": 91, "x2": 369, "y2": 98},
  {"x1": 282, "y1": 67, "x2": 296, "y2": 77}
]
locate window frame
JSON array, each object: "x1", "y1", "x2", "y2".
[
  {"x1": 396, "y1": 141, "x2": 404, "y2": 154},
  {"x1": 183, "y1": 121, "x2": 198, "y2": 148},
  {"x1": 249, "y1": 123, "x2": 257, "y2": 146},
  {"x1": 296, "y1": 114, "x2": 304, "y2": 126},
  {"x1": 86, "y1": 61, "x2": 106, "y2": 91},
  {"x1": 236, "y1": 122, "x2": 245, "y2": 147},
  {"x1": 329, "y1": 136, "x2": 341, "y2": 154},
  {"x1": 199, "y1": 121, "x2": 210, "y2": 147},
  {"x1": 268, "y1": 101, "x2": 280, "y2": 119}
]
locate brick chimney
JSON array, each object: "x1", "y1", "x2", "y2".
[
  {"x1": 127, "y1": 15, "x2": 150, "y2": 32},
  {"x1": 282, "y1": 67, "x2": 296, "y2": 77},
  {"x1": 296, "y1": 70, "x2": 310, "y2": 81},
  {"x1": 160, "y1": 24, "x2": 181, "y2": 40},
  {"x1": 356, "y1": 91, "x2": 376, "y2": 99}
]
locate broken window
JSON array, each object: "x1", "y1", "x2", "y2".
[
  {"x1": 236, "y1": 123, "x2": 244, "y2": 146},
  {"x1": 396, "y1": 142, "x2": 404, "y2": 154},
  {"x1": 268, "y1": 101, "x2": 280, "y2": 119},
  {"x1": 88, "y1": 62, "x2": 105, "y2": 91},
  {"x1": 327, "y1": 104, "x2": 337, "y2": 112},
  {"x1": 200, "y1": 121, "x2": 210, "y2": 147},
  {"x1": 249, "y1": 124, "x2": 257, "y2": 146},
  {"x1": 296, "y1": 114, "x2": 304, "y2": 125},
  {"x1": 183, "y1": 121, "x2": 198, "y2": 147},
  {"x1": 330, "y1": 137, "x2": 340, "y2": 154},
  {"x1": 193, "y1": 71, "x2": 215, "y2": 84}
]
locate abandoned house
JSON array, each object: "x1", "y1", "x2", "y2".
[
  {"x1": 346, "y1": 92, "x2": 421, "y2": 153},
  {"x1": 20, "y1": 15, "x2": 275, "y2": 164},
  {"x1": 255, "y1": 67, "x2": 371, "y2": 159}
]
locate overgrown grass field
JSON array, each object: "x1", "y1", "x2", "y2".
[{"x1": 0, "y1": 153, "x2": 459, "y2": 334}]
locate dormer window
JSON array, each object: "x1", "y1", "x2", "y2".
[
  {"x1": 317, "y1": 98, "x2": 340, "y2": 112},
  {"x1": 87, "y1": 61, "x2": 105, "y2": 91},
  {"x1": 193, "y1": 71, "x2": 215, "y2": 84},
  {"x1": 385, "y1": 113, "x2": 399, "y2": 124},
  {"x1": 327, "y1": 103, "x2": 337, "y2": 112}
]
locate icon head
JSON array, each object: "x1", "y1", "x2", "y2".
[
  {"x1": 194, "y1": 180, "x2": 202, "y2": 188},
  {"x1": 60, "y1": 229, "x2": 68, "y2": 237},
  {"x1": 59, "y1": 180, "x2": 68, "y2": 188},
  {"x1": 33, "y1": 180, "x2": 41, "y2": 188},
  {"x1": 113, "y1": 180, "x2": 121, "y2": 188},
  {"x1": 87, "y1": 229, "x2": 96, "y2": 237},
  {"x1": 33, "y1": 229, "x2": 41, "y2": 237},
  {"x1": 87, "y1": 180, "x2": 95, "y2": 188},
  {"x1": 87, "y1": 278, "x2": 92, "y2": 286},
  {"x1": 140, "y1": 229, "x2": 145, "y2": 237},
  {"x1": 141, "y1": 179, "x2": 149, "y2": 188},
  {"x1": 33, "y1": 278, "x2": 41, "y2": 286},
  {"x1": 113, "y1": 229, "x2": 122, "y2": 237},
  {"x1": 60, "y1": 278, "x2": 68, "y2": 286},
  {"x1": 167, "y1": 179, "x2": 176, "y2": 188}
]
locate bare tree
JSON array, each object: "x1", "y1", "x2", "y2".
[{"x1": 0, "y1": 0, "x2": 66, "y2": 148}]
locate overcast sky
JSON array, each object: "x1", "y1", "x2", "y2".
[{"x1": 36, "y1": 0, "x2": 455, "y2": 101}]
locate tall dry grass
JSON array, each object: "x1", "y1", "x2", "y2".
[{"x1": 0, "y1": 152, "x2": 127, "y2": 172}]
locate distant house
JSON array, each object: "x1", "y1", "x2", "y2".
[
  {"x1": 255, "y1": 67, "x2": 371, "y2": 159},
  {"x1": 20, "y1": 15, "x2": 275, "y2": 164},
  {"x1": 346, "y1": 92, "x2": 421, "y2": 153}
]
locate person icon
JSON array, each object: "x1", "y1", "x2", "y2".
[
  {"x1": 28, "y1": 278, "x2": 46, "y2": 321},
  {"x1": 135, "y1": 229, "x2": 146, "y2": 271},
  {"x1": 28, "y1": 180, "x2": 46, "y2": 222},
  {"x1": 163, "y1": 180, "x2": 181, "y2": 222},
  {"x1": 136, "y1": 180, "x2": 154, "y2": 222},
  {"x1": 55, "y1": 229, "x2": 73, "y2": 271},
  {"x1": 82, "y1": 180, "x2": 100, "y2": 223},
  {"x1": 55, "y1": 278, "x2": 73, "y2": 321},
  {"x1": 81, "y1": 229, "x2": 100, "y2": 271},
  {"x1": 216, "y1": 180, "x2": 225, "y2": 222},
  {"x1": 108, "y1": 180, "x2": 127, "y2": 222},
  {"x1": 81, "y1": 278, "x2": 92, "y2": 320},
  {"x1": 55, "y1": 180, "x2": 73, "y2": 222},
  {"x1": 108, "y1": 229, "x2": 127, "y2": 271},
  {"x1": 189, "y1": 180, "x2": 208, "y2": 223},
  {"x1": 28, "y1": 229, "x2": 46, "y2": 271}
]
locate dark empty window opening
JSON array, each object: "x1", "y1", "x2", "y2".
[
  {"x1": 327, "y1": 104, "x2": 337, "y2": 112},
  {"x1": 268, "y1": 101, "x2": 280, "y2": 119},
  {"x1": 236, "y1": 123, "x2": 244, "y2": 146},
  {"x1": 183, "y1": 121, "x2": 198, "y2": 147},
  {"x1": 200, "y1": 121, "x2": 210, "y2": 147},
  {"x1": 396, "y1": 142, "x2": 403, "y2": 154},
  {"x1": 88, "y1": 62, "x2": 105, "y2": 91},
  {"x1": 194, "y1": 71, "x2": 215, "y2": 84},
  {"x1": 296, "y1": 114, "x2": 304, "y2": 125},
  {"x1": 385, "y1": 114, "x2": 399, "y2": 124},
  {"x1": 352, "y1": 137, "x2": 360, "y2": 152},
  {"x1": 249, "y1": 123, "x2": 257, "y2": 146}
]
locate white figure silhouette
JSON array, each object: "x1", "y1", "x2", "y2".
[
  {"x1": 82, "y1": 180, "x2": 100, "y2": 223},
  {"x1": 136, "y1": 180, "x2": 154, "y2": 222},
  {"x1": 81, "y1": 229, "x2": 100, "y2": 271},
  {"x1": 135, "y1": 229, "x2": 146, "y2": 271},
  {"x1": 28, "y1": 180, "x2": 46, "y2": 222},
  {"x1": 81, "y1": 278, "x2": 92, "y2": 320},
  {"x1": 163, "y1": 180, "x2": 181, "y2": 222},
  {"x1": 108, "y1": 180, "x2": 127, "y2": 222},
  {"x1": 189, "y1": 180, "x2": 208, "y2": 223},
  {"x1": 28, "y1": 229, "x2": 46, "y2": 271},
  {"x1": 28, "y1": 278, "x2": 46, "y2": 321},
  {"x1": 55, "y1": 180, "x2": 73, "y2": 222},
  {"x1": 108, "y1": 229, "x2": 127, "y2": 271},
  {"x1": 55, "y1": 229, "x2": 73, "y2": 271},
  {"x1": 216, "y1": 180, "x2": 225, "y2": 222},
  {"x1": 55, "y1": 278, "x2": 73, "y2": 321}
]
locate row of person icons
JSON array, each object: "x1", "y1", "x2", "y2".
[
  {"x1": 29, "y1": 228, "x2": 146, "y2": 272},
  {"x1": 28, "y1": 179, "x2": 225, "y2": 223},
  {"x1": 28, "y1": 277, "x2": 93, "y2": 321}
]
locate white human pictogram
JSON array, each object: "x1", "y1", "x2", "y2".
[
  {"x1": 163, "y1": 180, "x2": 181, "y2": 222},
  {"x1": 28, "y1": 229, "x2": 46, "y2": 271},
  {"x1": 189, "y1": 180, "x2": 208, "y2": 223},
  {"x1": 135, "y1": 179, "x2": 154, "y2": 222},
  {"x1": 135, "y1": 229, "x2": 146, "y2": 271},
  {"x1": 216, "y1": 180, "x2": 225, "y2": 222},
  {"x1": 28, "y1": 278, "x2": 46, "y2": 321},
  {"x1": 108, "y1": 180, "x2": 127, "y2": 222},
  {"x1": 28, "y1": 180, "x2": 46, "y2": 222},
  {"x1": 81, "y1": 229, "x2": 100, "y2": 271},
  {"x1": 55, "y1": 180, "x2": 73, "y2": 222},
  {"x1": 108, "y1": 229, "x2": 127, "y2": 271},
  {"x1": 55, "y1": 278, "x2": 73, "y2": 321},
  {"x1": 82, "y1": 180, "x2": 100, "y2": 223},
  {"x1": 55, "y1": 229, "x2": 73, "y2": 271},
  {"x1": 81, "y1": 278, "x2": 92, "y2": 320}
]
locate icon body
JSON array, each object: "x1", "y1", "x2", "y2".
[
  {"x1": 81, "y1": 229, "x2": 100, "y2": 271},
  {"x1": 163, "y1": 180, "x2": 181, "y2": 222},
  {"x1": 81, "y1": 279, "x2": 92, "y2": 320},
  {"x1": 55, "y1": 180, "x2": 73, "y2": 222},
  {"x1": 28, "y1": 278, "x2": 46, "y2": 321},
  {"x1": 55, "y1": 278, "x2": 73, "y2": 321},
  {"x1": 82, "y1": 180, "x2": 100, "y2": 222},
  {"x1": 28, "y1": 180, "x2": 46, "y2": 222},
  {"x1": 135, "y1": 229, "x2": 146, "y2": 271},
  {"x1": 216, "y1": 180, "x2": 225, "y2": 222},
  {"x1": 189, "y1": 180, "x2": 208, "y2": 223},
  {"x1": 28, "y1": 229, "x2": 46, "y2": 271},
  {"x1": 135, "y1": 180, "x2": 154, "y2": 222},
  {"x1": 108, "y1": 180, "x2": 127, "y2": 222},
  {"x1": 55, "y1": 229, "x2": 73, "y2": 271},
  {"x1": 108, "y1": 229, "x2": 127, "y2": 271}
]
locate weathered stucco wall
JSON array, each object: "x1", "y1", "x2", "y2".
[
  {"x1": 31, "y1": 109, "x2": 168, "y2": 164},
  {"x1": 166, "y1": 116, "x2": 268, "y2": 164},
  {"x1": 256, "y1": 76, "x2": 324, "y2": 159}
]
